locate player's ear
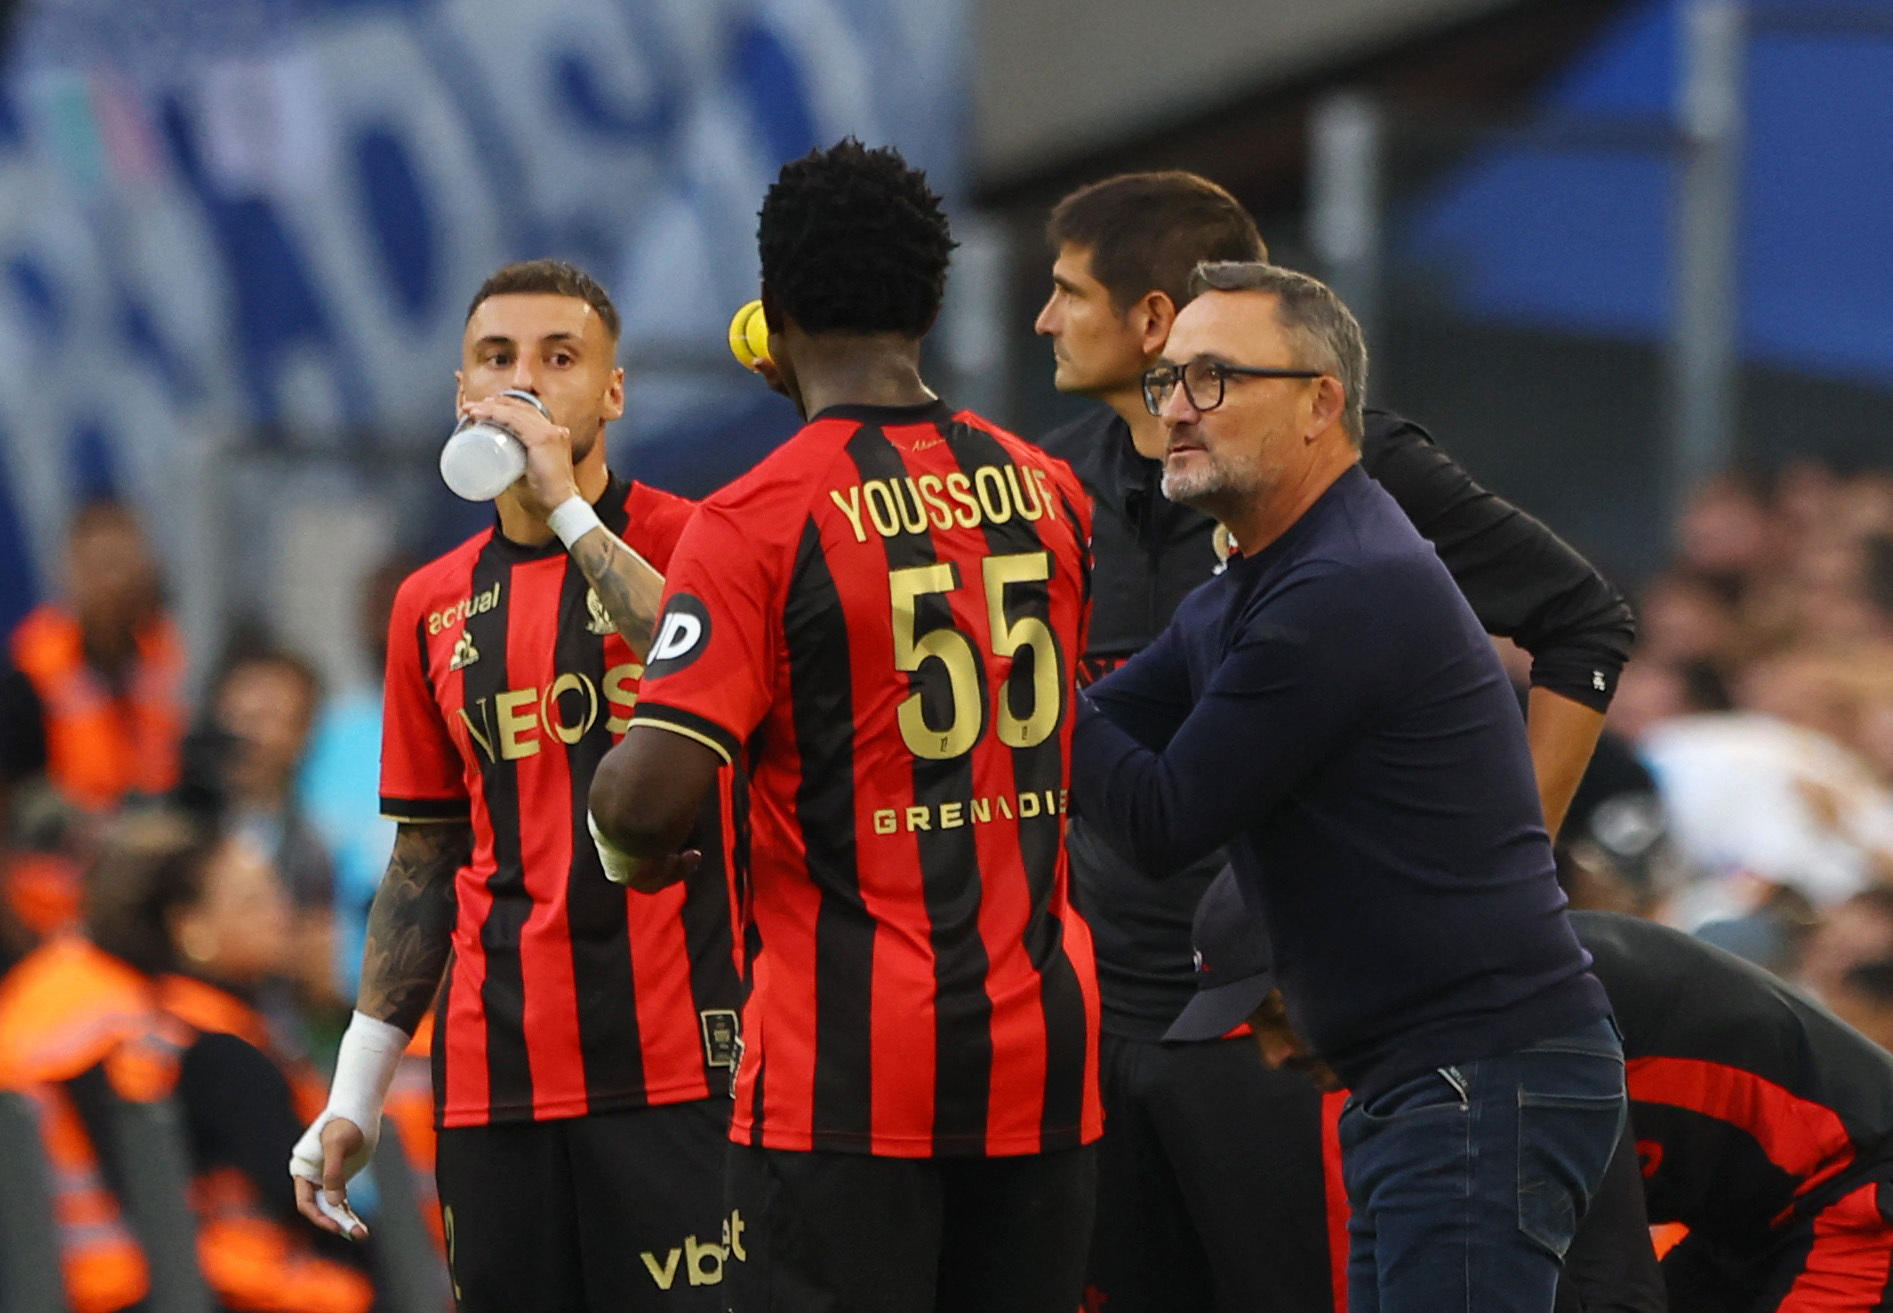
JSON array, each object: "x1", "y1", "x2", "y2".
[
  {"x1": 1306, "y1": 375, "x2": 1346, "y2": 442},
  {"x1": 1134, "y1": 291, "x2": 1177, "y2": 359},
  {"x1": 453, "y1": 370, "x2": 465, "y2": 411},
  {"x1": 601, "y1": 366, "x2": 626, "y2": 422}
]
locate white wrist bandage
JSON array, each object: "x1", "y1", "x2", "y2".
[
  {"x1": 548, "y1": 495, "x2": 605, "y2": 549},
  {"x1": 288, "y1": 1011, "x2": 409, "y2": 1186},
  {"x1": 589, "y1": 810, "x2": 636, "y2": 886}
]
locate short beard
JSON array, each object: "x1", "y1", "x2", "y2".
[
  {"x1": 1161, "y1": 456, "x2": 1261, "y2": 512},
  {"x1": 570, "y1": 420, "x2": 601, "y2": 465}
]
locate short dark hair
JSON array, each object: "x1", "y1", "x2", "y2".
[
  {"x1": 83, "y1": 808, "x2": 222, "y2": 976},
  {"x1": 1047, "y1": 172, "x2": 1266, "y2": 315},
  {"x1": 209, "y1": 638, "x2": 324, "y2": 713},
  {"x1": 1188, "y1": 262, "x2": 1369, "y2": 444},
  {"x1": 466, "y1": 259, "x2": 621, "y2": 341},
  {"x1": 758, "y1": 138, "x2": 955, "y2": 337}
]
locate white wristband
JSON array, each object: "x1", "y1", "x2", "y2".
[
  {"x1": 548, "y1": 494, "x2": 605, "y2": 549},
  {"x1": 589, "y1": 810, "x2": 637, "y2": 886},
  {"x1": 327, "y1": 1010, "x2": 408, "y2": 1131}
]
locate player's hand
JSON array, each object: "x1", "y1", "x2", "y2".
[
  {"x1": 590, "y1": 812, "x2": 702, "y2": 892},
  {"x1": 291, "y1": 1115, "x2": 372, "y2": 1241},
  {"x1": 463, "y1": 392, "x2": 576, "y2": 518}
]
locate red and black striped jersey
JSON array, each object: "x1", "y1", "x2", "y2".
[
  {"x1": 1571, "y1": 911, "x2": 1893, "y2": 1239},
  {"x1": 632, "y1": 400, "x2": 1103, "y2": 1158},
  {"x1": 380, "y1": 474, "x2": 740, "y2": 1129}
]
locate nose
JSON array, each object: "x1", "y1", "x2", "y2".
[
  {"x1": 1160, "y1": 380, "x2": 1200, "y2": 425},
  {"x1": 1033, "y1": 292, "x2": 1059, "y2": 337},
  {"x1": 508, "y1": 355, "x2": 540, "y2": 391}
]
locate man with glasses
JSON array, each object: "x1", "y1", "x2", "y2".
[
  {"x1": 1033, "y1": 172, "x2": 1635, "y2": 1313},
  {"x1": 1069, "y1": 261, "x2": 1626, "y2": 1313}
]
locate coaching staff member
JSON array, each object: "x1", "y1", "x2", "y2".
[
  {"x1": 1034, "y1": 172, "x2": 1636, "y2": 1313},
  {"x1": 1070, "y1": 261, "x2": 1624, "y2": 1313},
  {"x1": 289, "y1": 261, "x2": 740, "y2": 1312},
  {"x1": 589, "y1": 140, "x2": 1102, "y2": 1313}
]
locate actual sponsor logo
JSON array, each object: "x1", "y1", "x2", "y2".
[
  {"x1": 644, "y1": 595, "x2": 712, "y2": 677},
  {"x1": 428, "y1": 582, "x2": 501, "y2": 636}
]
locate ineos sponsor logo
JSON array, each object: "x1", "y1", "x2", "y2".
[
  {"x1": 645, "y1": 595, "x2": 712, "y2": 677},
  {"x1": 456, "y1": 662, "x2": 643, "y2": 762}
]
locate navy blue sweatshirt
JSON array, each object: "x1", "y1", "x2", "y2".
[
  {"x1": 1040, "y1": 406, "x2": 1635, "y2": 1039},
  {"x1": 1070, "y1": 463, "x2": 1607, "y2": 1098}
]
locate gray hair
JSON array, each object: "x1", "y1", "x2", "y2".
[{"x1": 1187, "y1": 261, "x2": 1368, "y2": 443}]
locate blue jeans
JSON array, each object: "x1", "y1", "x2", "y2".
[{"x1": 1337, "y1": 1017, "x2": 1626, "y2": 1313}]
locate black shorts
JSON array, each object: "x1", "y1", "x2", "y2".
[
  {"x1": 1555, "y1": 1115, "x2": 1666, "y2": 1313},
  {"x1": 435, "y1": 1098, "x2": 731, "y2": 1313},
  {"x1": 1087, "y1": 1031, "x2": 1337, "y2": 1313},
  {"x1": 724, "y1": 1142, "x2": 1097, "y2": 1313}
]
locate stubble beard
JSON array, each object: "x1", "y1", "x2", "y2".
[
  {"x1": 569, "y1": 415, "x2": 603, "y2": 465},
  {"x1": 1161, "y1": 450, "x2": 1265, "y2": 516}
]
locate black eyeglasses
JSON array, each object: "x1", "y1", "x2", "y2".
[{"x1": 1141, "y1": 359, "x2": 1324, "y2": 416}]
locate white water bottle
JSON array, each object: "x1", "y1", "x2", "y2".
[{"x1": 439, "y1": 389, "x2": 552, "y2": 501}]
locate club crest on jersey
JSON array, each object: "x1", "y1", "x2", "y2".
[
  {"x1": 585, "y1": 587, "x2": 614, "y2": 636},
  {"x1": 645, "y1": 595, "x2": 712, "y2": 677},
  {"x1": 449, "y1": 631, "x2": 480, "y2": 671},
  {"x1": 1211, "y1": 523, "x2": 1237, "y2": 574}
]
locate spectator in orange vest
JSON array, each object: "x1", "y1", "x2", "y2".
[
  {"x1": 0, "y1": 818, "x2": 185, "y2": 1313},
  {"x1": 0, "y1": 809, "x2": 379, "y2": 1313},
  {"x1": 8, "y1": 501, "x2": 185, "y2": 814},
  {"x1": 80, "y1": 808, "x2": 377, "y2": 1313},
  {"x1": 0, "y1": 669, "x2": 50, "y2": 954},
  {"x1": 1, "y1": 653, "x2": 89, "y2": 938}
]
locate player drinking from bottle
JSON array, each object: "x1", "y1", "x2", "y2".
[{"x1": 291, "y1": 260, "x2": 741, "y2": 1313}]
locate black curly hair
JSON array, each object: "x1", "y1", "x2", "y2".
[{"x1": 758, "y1": 139, "x2": 956, "y2": 337}]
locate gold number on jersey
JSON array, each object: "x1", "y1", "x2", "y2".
[
  {"x1": 983, "y1": 551, "x2": 1061, "y2": 747},
  {"x1": 889, "y1": 550, "x2": 1064, "y2": 760},
  {"x1": 891, "y1": 561, "x2": 982, "y2": 759}
]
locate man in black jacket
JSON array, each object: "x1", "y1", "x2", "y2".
[{"x1": 1032, "y1": 172, "x2": 1637, "y2": 1313}]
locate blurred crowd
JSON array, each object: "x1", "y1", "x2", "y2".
[
  {"x1": 3, "y1": 459, "x2": 1893, "y2": 1308},
  {"x1": 1561, "y1": 461, "x2": 1893, "y2": 1046},
  {"x1": 0, "y1": 501, "x2": 441, "y2": 1312}
]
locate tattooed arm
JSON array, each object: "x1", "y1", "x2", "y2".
[
  {"x1": 357, "y1": 820, "x2": 470, "y2": 1033},
  {"x1": 462, "y1": 391, "x2": 667, "y2": 658},
  {"x1": 293, "y1": 818, "x2": 468, "y2": 1237},
  {"x1": 568, "y1": 527, "x2": 666, "y2": 660}
]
